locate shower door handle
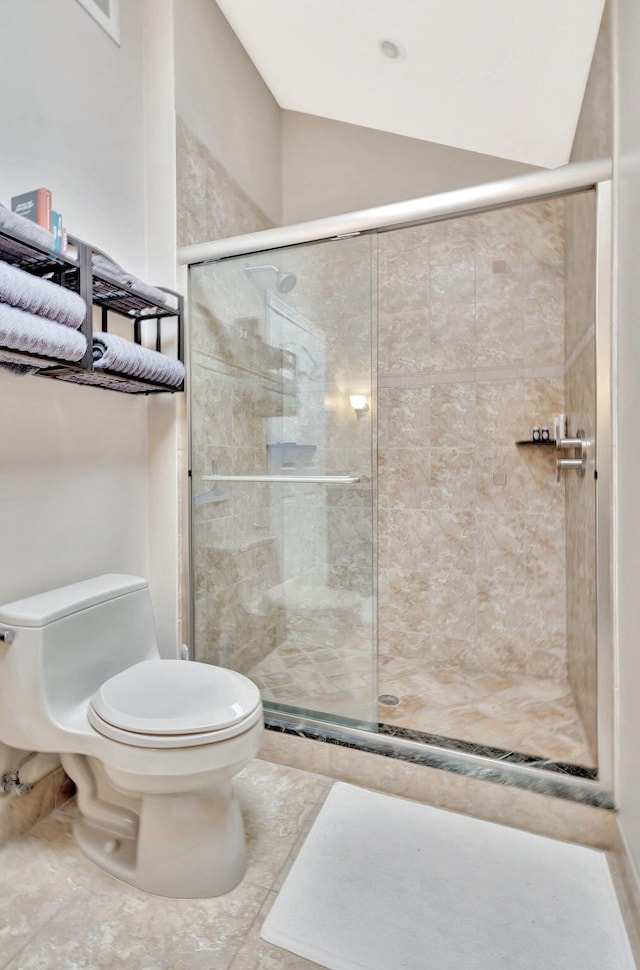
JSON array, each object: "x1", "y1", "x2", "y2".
[{"x1": 201, "y1": 473, "x2": 361, "y2": 484}]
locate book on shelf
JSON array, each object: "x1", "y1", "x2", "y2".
[
  {"x1": 51, "y1": 211, "x2": 66, "y2": 254},
  {"x1": 10, "y1": 187, "x2": 52, "y2": 231}
]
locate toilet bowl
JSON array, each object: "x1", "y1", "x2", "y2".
[{"x1": 0, "y1": 574, "x2": 264, "y2": 898}]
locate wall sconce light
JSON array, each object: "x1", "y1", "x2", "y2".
[{"x1": 349, "y1": 394, "x2": 369, "y2": 419}]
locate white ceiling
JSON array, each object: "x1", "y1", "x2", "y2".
[{"x1": 215, "y1": 0, "x2": 606, "y2": 169}]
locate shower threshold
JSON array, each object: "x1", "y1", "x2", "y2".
[{"x1": 263, "y1": 711, "x2": 611, "y2": 809}]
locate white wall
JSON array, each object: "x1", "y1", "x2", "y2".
[
  {"x1": 614, "y1": 0, "x2": 640, "y2": 886},
  {"x1": 174, "y1": 0, "x2": 282, "y2": 224},
  {"x1": 1, "y1": 0, "x2": 147, "y2": 274},
  {"x1": 0, "y1": 0, "x2": 178, "y2": 785},
  {"x1": 282, "y1": 111, "x2": 536, "y2": 224},
  {"x1": 142, "y1": 0, "x2": 183, "y2": 658}
]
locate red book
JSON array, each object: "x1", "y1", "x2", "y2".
[{"x1": 11, "y1": 187, "x2": 52, "y2": 231}]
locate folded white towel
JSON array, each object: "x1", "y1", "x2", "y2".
[
  {"x1": 92, "y1": 331, "x2": 185, "y2": 387},
  {"x1": 0, "y1": 261, "x2": 85, "y2": 329},
  {"x1": 0, "y1": 204, "x2": 55, "y2": 252},
  {"x1": 92, "y1": 254, "x2": 168, "y2": 306},
  {"x1": 0, "y1": 302, "x2": 87, "y2": 362}
]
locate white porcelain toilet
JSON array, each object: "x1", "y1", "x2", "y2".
[{"x1": 0, "y1": 574, "x2": 264, "y2": 898}]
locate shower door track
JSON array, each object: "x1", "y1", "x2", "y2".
[
  {"x1": 263, "y1": 715, "x2": 613, "y2": 809},
  {"x1": 182, "y1": 157, "x2": 615, "y2": 806}
]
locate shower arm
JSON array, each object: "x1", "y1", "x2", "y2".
[{"x1": 201, "y1": 473, "x2": 360, "y2": 485}]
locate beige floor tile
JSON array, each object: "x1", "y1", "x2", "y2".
[
  {"x1": 5, "y1": 872, "x2": 268, "y2": 970},
  {"x1": 0, "y1": 760, "x2": 336, "y2": 970},
  {"x1": 229, "y1": 891, "x2": 323, "y2": 969},
  {"x1": 0, "y1": 811, "x2": 83, "y2": 966},
  {"x1": 1, "y1": 756, "x2": 626, "y2": 970},
  {"x1": 236, "y1": 760, "x2": 333, "y2": 891}
]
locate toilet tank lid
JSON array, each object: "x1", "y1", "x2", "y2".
[{"x1": 0, "y1": 575, "x2": 149, "y2": 628}]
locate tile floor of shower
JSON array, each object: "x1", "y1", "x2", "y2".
[{"x1": 249, "y1": 637, "x2": 595, "y2": 769}]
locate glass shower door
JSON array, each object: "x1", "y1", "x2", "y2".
[{"x1": 189, "y1": 235, "x2": 377, "y2": 725}]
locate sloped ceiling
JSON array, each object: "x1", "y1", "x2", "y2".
[{"x1": 215, "y1": 0, "x2": 606, "y2": 168}]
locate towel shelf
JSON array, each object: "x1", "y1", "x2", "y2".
[{"x1": 0, "y1": 224, "x2": 184, "y2": 394}]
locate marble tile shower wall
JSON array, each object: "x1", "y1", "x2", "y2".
[
  {"x1": 239, "y1": 237, "x2": 376, "y2": 655},
  {"x1": 181, "y1": 115, "x2": 377, "y2": 671},
  {"x1": 377, "y1": 201, "x2": 569, "y2": 681},
  {"x1": 263, "y1": 236, "x2": 375, "y2": 600},
  {"x1": 176, "y1": 117, "x2": 273, "y2": 247},
  {"x1": 177, "y1": 117, "x2": 286, "y2": 673},
  {"x1": 189, "y1": 267, "x2": 298, "y2": 672},
  {"x1": 181, "y1": 113, "x2": 577, "y2": 701}
]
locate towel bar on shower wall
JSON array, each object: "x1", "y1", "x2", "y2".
[{"x1": 200, "y1": 473, "x2": 361, "y2": 484}]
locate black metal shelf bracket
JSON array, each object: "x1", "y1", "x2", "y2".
[{"x1": 0, "y1": 225, "x2": 184, "y2": 395}]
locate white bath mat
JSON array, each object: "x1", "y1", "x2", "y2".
[{"x1": 261, "y1": 782, "x2": 634, "y2": 970}]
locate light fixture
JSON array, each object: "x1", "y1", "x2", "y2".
[
  {"x1": 379, "y1": 39, "x2": 405, "y2": 61},
  {"x1": 349, "y1": 394, "x2": 370, "y2": 419}
]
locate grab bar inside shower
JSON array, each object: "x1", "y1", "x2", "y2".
[{"x1": 201, "y1": 473, "x2": 361, "y2": 484}]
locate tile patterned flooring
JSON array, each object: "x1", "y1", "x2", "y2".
[
  {"x1": 0, "y1": 760, "x2": 331, "y2": 970},
  {"x1": 2, "y1": 756, "x2": 630, "y2": 970},
  {"x1": 250, "y1": 643, "x2": 595, "y2": 768}
]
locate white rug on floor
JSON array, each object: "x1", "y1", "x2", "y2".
[{"x1": 261, "y1": 782, "x2": 634, "y2": 970}]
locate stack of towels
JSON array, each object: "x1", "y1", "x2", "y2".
[
  {"x1": 91, "y1": 252, "x2": 184, "y2": 387},
  {"x1": 92, "y1": 331, "x2": 185, "y2": 388},
  {"x1": 0, "y1": 261, "x2": 87, "y2": 374}
]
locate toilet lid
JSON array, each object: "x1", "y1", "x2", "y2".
[{"x1": 90, "y1": 660, "x2": 261, "y2": 736}]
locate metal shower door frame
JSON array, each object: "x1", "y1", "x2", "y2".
[{"x1": 182, "y1": 158, "x2": 615, "y2": 805}]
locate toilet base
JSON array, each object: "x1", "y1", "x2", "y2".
[{"x1": 73, "y1": 784, "x2": 247, "y2": 898}]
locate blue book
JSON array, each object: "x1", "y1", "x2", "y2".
[{"x1": 51, "y1": 211, "x2": 63, "y2": 253}]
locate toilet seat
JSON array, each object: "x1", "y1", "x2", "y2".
[{"x1": 88, "y1": 659, "x2": 263, "y2": 749}]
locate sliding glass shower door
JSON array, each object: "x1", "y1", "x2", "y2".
[{"x1": 190, "y1": 235, "x2": 377, "y2": 725}]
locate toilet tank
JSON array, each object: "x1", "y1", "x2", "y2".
[{"x1": 0, "y1": 575, "x2": 160, "y2": 748}]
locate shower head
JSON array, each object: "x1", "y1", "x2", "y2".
[
  {"x1": 276, "y1": 271, "x2": 297, "y2": 294},
  {"x1": 244, "y1": 264, "x2": 297, "y2": 294}
]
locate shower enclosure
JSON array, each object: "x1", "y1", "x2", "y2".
[{"x1": 184, "y1": 159, "x2": 613, "y2": 802}]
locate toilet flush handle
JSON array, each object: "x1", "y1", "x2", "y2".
[{"x1": 0, "y1": 629, "x2": 15, "y2": 644}]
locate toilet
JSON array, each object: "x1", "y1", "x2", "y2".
[{"x1": 0, "y1": 574, "x2": 264, "y2": 898}]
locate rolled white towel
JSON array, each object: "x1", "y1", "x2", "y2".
[
  {"x1": 0, "y1": 302, "x2": 87, "y2": 362},
  {"x1": 92, "y1": 331, "x2": 185, "y2": 388},
  {"x1": 0, "y1": 261, "x2": 85, "y2": 329},
  {"x1": 0, "y1": 204, "x2": 55, "y2": 252},
  {"x1": 0, "y1": 360, "x2": 39, "y2": 376},
  {"x1": 92, "y1": 254, "x2": 168, "y2": 306}
]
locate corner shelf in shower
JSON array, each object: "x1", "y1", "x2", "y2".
[
  {"x1": 515, "y1": 439, "x2": 557, "y2": 447},
  {"x1": 0, "y1": 224, "x2": 184, "y2": 394}
]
